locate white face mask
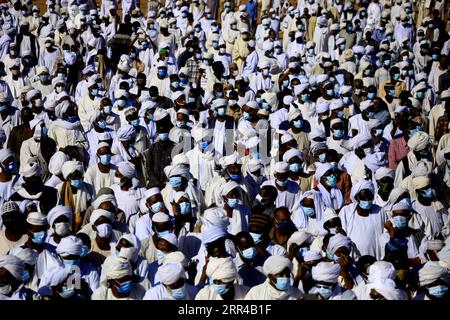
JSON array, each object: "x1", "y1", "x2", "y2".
[
  {"x1": 96, "y1": 223, "x2": 112, "y2": 238},
  {"x1": 54, "y1": 222, "x2": 70, "y2": 236},
  {"x1": 118, "y1": 247, "x2": 139, "y2": 262},
  {"x1": 33, "y1": 98, "x2": 43, "y2": 107},
  {"x1": 55, "y1": 86, "x2": 63, "y2": 94},
  {"x1": 0, "y1": 284, "x2": 12, "y2": 295}
]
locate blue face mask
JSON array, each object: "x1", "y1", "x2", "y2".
[
  {"x1": 303, "y1": 206, "x2": 315, "y2": 217},
  {"x1": 249, "y1": 232, "x2": 262, "y2": 244},
  {"x1": 158, "y1": 69, "x2": 167, "y2": 78},
  {"x1": 374, "y1": 128, "x2": 383, "y2": 136},
  {"x1": 158, "y1": 132, "x2": 169, "y2": 141},
  {"x1": 179, "y1": 202, "x2": 191, "y2": 215},
  {"x1": 420, "y1": 188, "x2": 434, "y2": 199},
  {"x1": 275, "y1": 277, "x2": 290, "y2": 291},
  {"x1": 70, "y1": 179, "x2": 83, "y2": 189},
  {"x1": 180, "y1": 77, "x2": 189, "y2": 85},
  {"x1": 130, "y1": 119, "x2": 140, "y2": 127},
  {"x1": 241, "y1": 247, "x2": 256, "y2": 260},
  {"x1": 384, "y1": 60, "x2": 391, "y2": 67},
  {"x1": 243, "y1": 111, "x2": 251, "y2": 120},
  {"x1": 282, "y1": 80, "x2": 290, "y2": 87},
  {"x1": 199, "y1": 141, "x2": 209, "y2": 151},
  {"x1": 367, "y1": 111, "x2": 375, "y2": 118},
  {"x1": 97, "y1": 119, "x2": 107, "y2": 129},
  {"x1": 171, "y1": 285, "x2": 187, "y2": 299},
  {"x1": 432, "y1": 54, "x2": 439, "y2": 61},
  {"x1": 80, "y1": 245, "x2": 90, "y2": 257},
  {"x1": 63, "y1": 259, "x2": 80, "y2": 267},
  {"x1": 226, "y1": 198, "x2": 239, "y2": 208},
  {"x1": 262, "y1": 69, "x2": 269, "y2": 76},
  {"x1": 294, "y1": 246, "x2": 308, "y2": 258},
  {"x1": 22, "y1": 270, "x2": 30, "y2": 282},
  {"x1": 318, "y1": 153, "x2": 326, "y2": 163},
  {"x1": 67, "y1": 116, "x2": 79, "y2": 123},
  {"x1": 228, "y1": 172, "x2": 241, "y2": 181},
  {"x1": 276, "y1": 179, "x2": 288, "y2": 188},
  {"x1": 333, "y1": 129, "x2": 344, "y2": 138},
  {"x1": 116, "y1": 280, "x2": 132, "y2": 294},
  {"x1": 169, "y1": 176, "x2": 183, "y2": 187},
  {"x1": 32, "y1": 230, "x2": 47, "y2": 244},
  {"x1": 171, "y1": 81, "x2": 179, "y2": 88},
  {"x1": 359, "y1": 199, "x2": 373, "y2": 210},
  {"x1": 416, "y1": 92, "x2": 425, "y2": 100},
  {"x1": 217, "y1": 108, "x2": 226, "y2": 116},
  {"x1": 100, "y1": 154, "x2": 111, "y2": 165},
  {"x1": 213, "y1": 283, "x2": 230, "y2": 295},
  {"x1": 326, "y1": 174, "x2": 337, "y2": 187},
  {"x1": 251, "y1": 151, "x2": 260, "y2": 159},
  {"x1": 262, "y1": 102, "x2": 270, "y2": 110},
  {"x1": 293, "y1": 119, "x2": 303, "y2": 129},
  {"x1": 289, "y1": 163, "x2": 302, "y2": 173},
  {"x1": 393, "y1": 74, "x2": 400, "y2": 81},
  {"x1": 5, "y1": 161, "x2": 16, "y2": 174},
  {"x1": 337, "y1": 110, "x2": 345, "y2": 119},
  {"x1": 342, "y1": 97, "x2": 351, "y2": 105},
  {"x1": 446, "y1": 160, "x2": 450, "y2": 168},
  {"x1": 326, "y1": 89, "x2": 334, "y2": 97},
  {"x1": 255, "y1": 97, "x2": 262, "y2": 104},
  {"x1": 392, "y1": 215, "x2": 408, "y2": 230},
  {"x1": 176, "y1": 121, "x2": 186, "y2": 128},
  {"x1": 399, "y1": 197, "x2": 412, "y2": 208},
  {"x1": 59, "y1": 286, "x2": 75, "y2": 299},
  {"x1": 151, "y1": 201, "x2": 164, "y2": 213},
  {"x1": 367, "y1": 92, "x2": 376, "y2": 100},
  {"x1": 90, "y1": 88, "x2": 98, "y2": 96},
  {"x1": 300, "y1": 94, "x2": 309, "y2": 102},
  {"x1": 428, "y1": 285, "x2": 448, "y2": 298},
  {"x1": 316, "y1": 284, "x2": 333, "y2": 299}
]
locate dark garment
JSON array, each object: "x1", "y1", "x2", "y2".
[
  {"x1": 10, "y1": 186, "x2": 58, "y2": 215},
  {"x1": 146, "y1": 140, "x2": 176, "y2": 189},
  {"x1": 154, "y1": 96, "x2": 175, "y2": 110},
  {"x1": 177, "y1": 50, "x2": 194, "y2": 69},
  {"x1": 7, "y1": 125, "x2": 33, "y2": 166},
  {"x1": 15, "y1": 33, "x2": 39, "y2": 62}
]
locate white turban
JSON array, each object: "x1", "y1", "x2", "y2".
[
  {"x1": 367, "y1": 278, "x2": 407, "y2": 300},
  {"x1": 161, "y1": 233, "x2": 178, "y2": 247},
  {"x1": 311, "y1": 262, "x2": 341, "y2": 283},
  {"x1": 203, "y1": 207, "x2": 230, "y2": 229},
  {"x1": 304, "y1": 250, "x2": 322, "y2": 262},
  {"x1": 162, "y1": 251, "x2": 187, "y2": 267},
  {"x1": 26, "y1": 211, "x2": 47, "y2": 226},
  {"x1": 350, "y1": 179, "x2": 375, "y2": 202},
  {"x1": 202, "y1": 226, "x2": 227, "y2": 244},
  {"x1": 61, "y1": 161, "x2": 84, "y2": 180},
  {"x1": 93, "y1": 194, "x2": 117, "y2": 209},
  {"x1": 117, "y1": 161, "x2": 136, "y2": 179},
  {"x1": 219, "y1": 153, "x2": 241, "y2": 169},
  {"x1": 9, "y1": 246, "x2": 38, "y2": 266},
  {"x1": 283, "y1": 148, "x2": 304, "y2": 163},
  {"x1": 375, "y1": 167, "x2": 395, "y2": 181},
  {"x1": 101, "y1": 256, "x2": 132, "y2": 286},
  {"x1": 287, "y1": 231, "x2": 312, "y2": 249},
  {"x1": 407, "y1": 132, "x2": 430, "y2": 152},
  {"x1": 167, "y1": 165, "x2": 190, "y2": 179},
  {"x1": 327, "y1": 234, "x2": 352, "y2": 254},
  {"x1": 419, "y1": 261, "x2": 450, "y2": 286},
  {"x1": 274, "y1": 161, "x2": 289, "y2": 173},
  {"x1": 54, "y1": 100, "x2": 71, "y2": 119},
  {"x1": 39, "y1": 265, "x2": 71, "y2": 289},
  {"x1": 263, "y1": 256, "x2": 293, "y2": 276},
  {"x1": 206, "y1": 257, "x2": 237, "y2": 283},
  {"x1": 364, "y1": 152, "x2": 386, "y2": 173},
  {"x1": 221, "y1": 181, "x2": 239, "y2": 196},
  {"x1": 412, "y1": 176, "x2": 430, "y2": 190},
  {"x1": 152, "y1": 212, "x2": 170, "y2": 223},
  {"x1": 315, "y1": 163, "x2": 333, "y2": 181},
  {"x1": 0, "y1": 255, "x2": 24, "y2": 281},
  {"x1": 368, "y1": 261, "x2": 396, "y2": 283},
  {"x1": 47, "y1": 205, "x2": 73, "y2": 227},
  {"x1": 56, "y1": 235, "x2": 83, "y2": 257},
  {"x1": 89, "y1": 209, "x2": 114, "y2": 225},
  {"x1": 48, "y1": 151, "x2": 69, "y2": 176},
  {"x1": 322, "y1": 208, "x2": 338, "y2": 225},
  {"x1": 0, "y1": 148, "x2": 14, "y2": 163},
  {"x1": 411, "y1": 160, "x2": 433, "y2": 177},
  {"x1": 144, "y1": 187, "x2": 160, "y2": 200},
  {"x1": 157, "y1": 262, "x2": 185, "y2": 285},
  {"x1": 20, "y1": 162, "x2": 41, "y2": 177},
  {"x1": 117, "y1": 124, "x2": 137, "y2": 141}
]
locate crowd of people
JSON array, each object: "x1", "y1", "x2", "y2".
[{"x1": 0, "y1": 0, "x2": 449, "y2": 301}]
